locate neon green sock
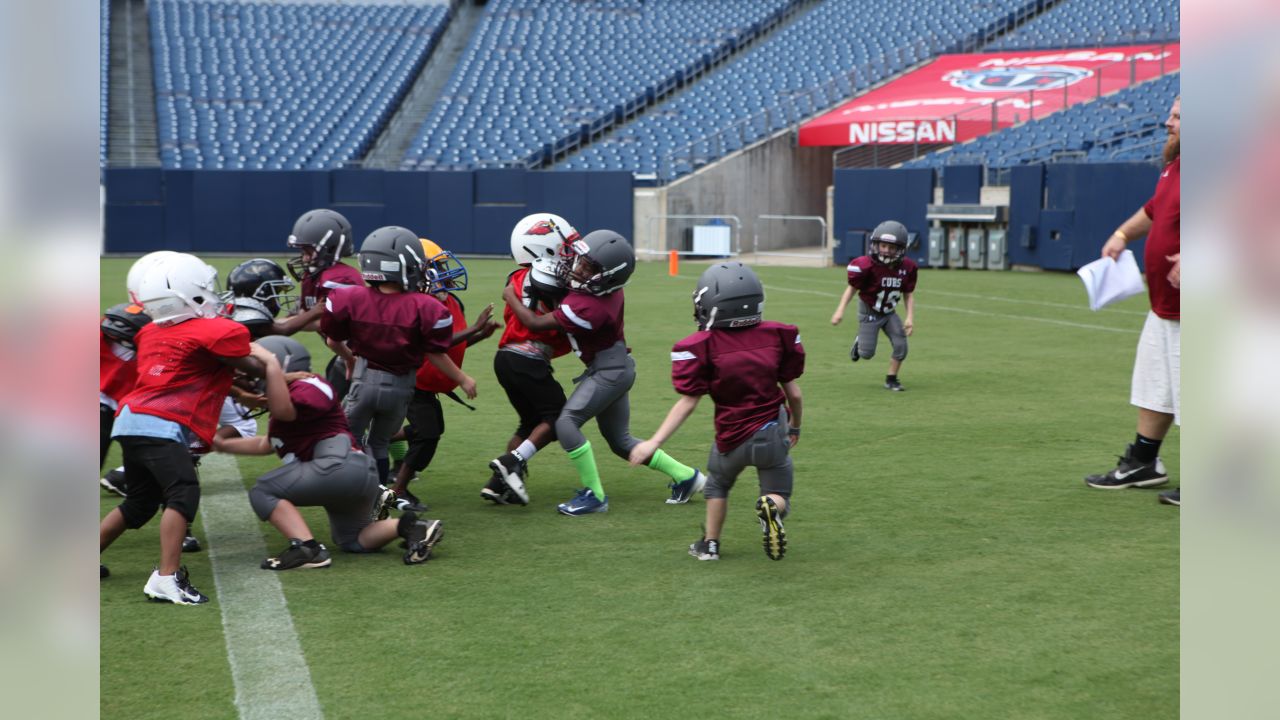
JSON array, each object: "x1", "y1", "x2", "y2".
[
  {"x1": 567, "y1": 442, "x2": 606, "y2": 499},
  {"x1": 648, "y1": 448, "x2": 695, "y2": 483},
  {"x1": 388, "y1": 439, "x2": 408, "y2": 463}
]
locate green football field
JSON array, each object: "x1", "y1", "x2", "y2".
[{"x1": 100, "y1": 256, "x2": 1178, "y2": 719}]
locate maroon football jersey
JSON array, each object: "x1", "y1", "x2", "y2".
[
  {"x1": 300, "y1": 262, "x2": 363, "y2": 311},
  {"x1": 1142, "y1": 156, "x2": 1179, "y2": 320},
  {"x1": 321, "y1": 286, "x2": 453, "y2": 375},
  {"x1": 846, "y1": 256, "x2": 918, "y2": 314},
  {"x1": 552, "y1": 289, "x2": 626, "y2": 365},
  {"x1": 671, "y1": 321, "x2": 805, "y2": 453},
  {"x1": 267, "y1": 376, "x2": 359, "y2": 462}
]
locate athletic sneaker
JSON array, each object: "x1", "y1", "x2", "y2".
[
  {"x1": 489, "y1": 453, "x2": 530, "y2": 505},
  {"x1": 394, "y1": 488, "x2": 428, "y2": 513},
  {"x1": 755, "y1": 496, "x2": 787, "y2": 560},
  {"x1": 849, "y1": 343, "x2": 860, "y2": 363},
  {"x1": 557, "y1": 487, "x2": 608, "y2": 516},
  {"x1": 261, "y1": 539, "x2": 332, "y2": 571},
  {"x1": 100, "y1": 467, "x2": 128, "y2": 497},
  {"x1": 1158, "y1": 488, "x2": 1181, "y2": 506},
  {"x1": 143, "y1": 566, "x2": 209, "y2": 605},
  {"x1": 884, "y1": 378, "x2": 904, "y2": 392},
  {"x1": 403, "y1": 518, "x2": 444, "y2": 565},
  {"x1": 1084, "y1": 445, "x2": 1169, "y2": 489},
  {"x1": 666, "y1": 469, "x2": 707, "y2": 504},
  {"x1": 372, "y1": 485, "x2": 398, "y2": 522},
  {"x1": 688, "y1": 537, "x2": 720, "y2": 561},
  {"x1": 480, "y1": 472, "x2": 515, "y2": 505},
  {"x1": 182, "y1": 535, "x2": 202, "y2": 553}
]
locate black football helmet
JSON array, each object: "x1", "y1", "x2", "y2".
[
  {"x1": 227, "y1": 258, "x2": 297, "y2": 317},
  {"x1": 287, "y1": 208, "x2": 354, "y2": 279},
  {"x1": 692, "y1": 262, "x2": 765, "y2": 330},
  {"x1": 358, "y1": 226, "x2": 427, "y2": 292},
  {"x1": 561, "y1": 229, "x2": 635, "y2": 296},
  {"x1": 869, "y1": 220, "x2": 909, "y2": 266},
  {"x1": 101, "y1": 303, "x2": 152, "y2": 350}
]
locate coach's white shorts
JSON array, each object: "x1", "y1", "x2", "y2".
[
  {"x1": 1130, "y1": 311, "x2": 1180, "y2": 425},
  {"x1": 219, "y1": 396, "x2": 258, "y2": 438}
]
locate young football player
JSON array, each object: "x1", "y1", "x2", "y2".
[
  {"x1": 225, "y1": 257, "x2": 303, "y2": 338},
  {"x1": 388, "y1": 238, "x2": 499, "y2": 511},
  {"x1": 629, "y1": 263, "x2": 804, "y2": 561},
  {"x1": 286, "y1": 208, "x2": 365, "y2": 397},
  {"x1": 830, "y1": 220, "x2": 918, "y2": 391},
  {"x1": 322, "y1": 226, "x2": 477, "y2": 486},
  {"x1": 503, "y1": 229, "x2": 705, "y2": 515},
  {"x1": 213, "y1": 336, "x2": 442, "y2": 567},
  {"x1": 483, "y1": 213, "x2": 578, "y2": 506},
  {"x1": 100, "y1": 252, "x2": 262, "y2": 604},
  {"x1": 100, "y1": 302, "x2": 151, "y2": 497}
]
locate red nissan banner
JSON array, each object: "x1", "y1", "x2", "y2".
[{"x1": 798, "y1": 43, "x2": 1180, "y2": 146}]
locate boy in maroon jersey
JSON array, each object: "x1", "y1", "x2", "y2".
[
  {"x1": 630, "y1": 262, "x2": 805, "y2": 561},
  {"x1": 100, "y1": 253, "x2": 262, "y2": 604},
  {"x1": 483, "y1": 212, "x2": 578, "y2": 505},
  {"x1": 322, "y1": 226, "x2": 477, "y2": 487},
  {"x1": 504, "y1": 230, "x2": 705, "y2": 515},
  {"x1": 388, "y1": 238, "x2": 498, "y2": 511},
  {"x1": 99, "y1": 302, "x2": 150, "y2": 498},
  {"x1": 213, "y1": 337, "x2": 443, "y2": 567},
  {"x1": 830, "y1": 220, "x2": 918, "y2": 391}
]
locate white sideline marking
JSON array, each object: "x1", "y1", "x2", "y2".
[
  {"x1": 774, "y1": 274, "x2": 1149, "y2": 315},
  {"x1": 200, "y1": 453, "x2": 325, "y2": 720},
  {"x1": 760, "y1": 284, "x2": 1138, "y2": 334}
]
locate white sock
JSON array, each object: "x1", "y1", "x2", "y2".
[{"x1": 513, "y1": 440, "x2": 538, "y2": 463}]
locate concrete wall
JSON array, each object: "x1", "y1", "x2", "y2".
[{"x1": 633, "y1": 131, "x2": 834, "y2": 258}]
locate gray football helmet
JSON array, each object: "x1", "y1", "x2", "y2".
[
  {"x1": 563, "y1": 230, "x2": 635, "y2": 295},
  {"x1": 358, "y1": 226, "x2": 427, "y2": 291},
  {"x1": 254, "y1": 336, "x2": 312, "y2": 374},
  {"x1": 692, "y1": 262, "x2": 765, "y2": 330},
  {"x1": 869, "y1": 220, "x2": 909, "y2": 266}
]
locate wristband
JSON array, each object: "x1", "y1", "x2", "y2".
[
  {"x1": 787, "y1": 427, "x2": 800, "y2": 437},
  {"x1": 1112, "y1": 230, "x2": 1128, "y2": 243}
]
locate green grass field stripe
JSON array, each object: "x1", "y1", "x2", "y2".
[{"x1": 199, "y1": 453, "x2": 324, "y2": 720}]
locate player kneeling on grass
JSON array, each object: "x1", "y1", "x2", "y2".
[
  {"x1": 213, "y1": 336, "x2": 443, "y2": 568},
  {"x1": 830, "y1": 220, "x2": 917, "y2": 392},
  {"x1": 629, "y1": 263, "x2": 804, "y2": 561}
]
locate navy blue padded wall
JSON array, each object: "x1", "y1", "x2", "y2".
[
  {"x1": 942, "y1": 165, "x2": 983, "y2": 204},
  {"x1": 1007, "y1": 164, "x2": 1044, "y2": 267},
  {"x1": 832, "y1": 168, "x2": 934, "y2": 265},
  {"x1": 103, "y1": 169, "x2": 634, "y2": 256},
  {"x1": 1047, "y1": 163, "x2": 1161, "y2": 270}
]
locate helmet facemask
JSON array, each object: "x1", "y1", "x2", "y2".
[{"x1": 873, "y1": 239, "x2": 906, "y2": 266}]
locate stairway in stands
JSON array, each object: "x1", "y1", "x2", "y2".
[{"x1": 106, "y1": 0, "x2": 160, "y2": 167}]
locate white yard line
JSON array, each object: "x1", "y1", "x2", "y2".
[
  {"x1": 773, "y1": 274, "x2": 1149, "y2": 316},
  {"x1": 199, "y1": 453, "x2": 325, "y2": 720},
  {"x1": 761, "y1": 284, "x2": 1139, "y2": 334}
]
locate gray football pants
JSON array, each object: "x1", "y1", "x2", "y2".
[
  {"x1": 556, "y1": 345, "x2": 640, "y2": 460},
  {"x1": 704, "y1": 406, "x2": 794, "y2": 500},
  {"x1": 855, "y1": 300, "x2": 908, "y2": 361},
  {"x1": 342, "y1": 358, "x2": 416, "y2": 462}
]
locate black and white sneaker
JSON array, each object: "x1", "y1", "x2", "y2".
[
  {"x1": 1158, "y1": 488, "x2": 1180, "y2": 506},
  {"x1": 480, "y1": 472, "x2": 514, "y2": 505},
  {"x1": 143, "y1": 566, "x2": 210, "y2": 605},
  {"x1": 262, "y1": 539, "x2": 332, "y2": 571},
  {"x1": 182, "y1": 534, "x2": 202, "y2": 553},
  {"x1": 394, "y1": 489, "x2": 428, "y2": 513},
  {"x1": 755, "y1": 496, "x2": 787, "y2": 561},
  {"x1": 688, "y1": 537, "x2": 720, "y2": 561},
  {"x1": 849, "y1": 343, "x2": 860, "y2": 363},
  {"x1": 1084, "y1": 445, "x2": 1169, "y2": 489},
  {"x1": 402, "y1": 518, "x2": 444, "y2": 565},
  {"x1": 884, "y1": 378, "x2": 904, "y2": 392},
  {"x1": 489, "y1": 453, "x2": 530, "y2": 505},
  {"x1": 372, "y1": 485, "x2": 398, "y2": 522},
  {"x1": 100, "y1": 467, "x2": 128, "y2": 497}
]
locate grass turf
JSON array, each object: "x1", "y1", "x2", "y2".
[{"x1": 100, "y1": 256, "x2": 1177, "y2": 719}]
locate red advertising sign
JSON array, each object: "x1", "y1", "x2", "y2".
[{"x1": 798, "y1": 44, "x2": 1180, "y2": 146}]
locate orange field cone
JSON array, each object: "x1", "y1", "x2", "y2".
[{"x1": 669, "y1": 249, "x2": 679, "y2": 276}]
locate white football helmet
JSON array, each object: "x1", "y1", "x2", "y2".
[
  {"x1": 510, "y1": 213, "x2": 579, "y2": 267},
  {"x1": 130, "y1": 252, "x2": 225, "y2": 325},
  {"x1": 125, "y1": 251, "x2": 182, "y2": 304}
]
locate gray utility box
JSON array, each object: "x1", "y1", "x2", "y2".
[
  {"x1": 986, "y1": 229, "x2": 1008, "y2": 270},
  {"x1": 966, "y1": 228, "x2": 986, "y2": 269},
  {"x1": 946, "y1": 227, "x2": 966, "y2": 268},
  {"x1": 928, "y1": 227, "x2": 946, "y2": 267}
]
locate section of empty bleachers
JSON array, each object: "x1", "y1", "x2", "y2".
[
  {"x1": 900, "y1": 72, "x2": 1179, "y2": 169},
  {"x1": 984, "y1": 0, "x2": 1178, "y2": 50},
  {"x1": 400, "y1": 0, "x2": 801, "y2": 171},
  {"x1": 558, "y1": 0, "x2": 1038, "y2": 179},
  {"x1": 150, "y1": 0, "x2": 451, "y2": 169}
]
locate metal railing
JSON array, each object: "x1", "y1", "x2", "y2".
[
  {"x1": 643, "y1": 214, "x2": 743, "y2": 257},
  {"x1": 752, "y1": 214, "x2": 830, "y2": 265}
]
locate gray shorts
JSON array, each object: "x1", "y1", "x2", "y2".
[
  {"x1": 556, "y1": 342, "x2": 639, "y2": 459},
  {"x1": 248, "y1": 434, "x2": 382, "y2": 552},
  {"x1": 704, "y1": 409, "x2": 793, "y2": 501},
  {"x1": 854, "y1": 300, "x2": 908, "y2": 361},
  {"x1": 342, "y1": 358, "x2": 416, "y2": 460}
]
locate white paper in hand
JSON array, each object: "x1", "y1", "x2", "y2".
[{"x1": 1077, "y1": 249, "x2": 1146, "y2": 311}]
